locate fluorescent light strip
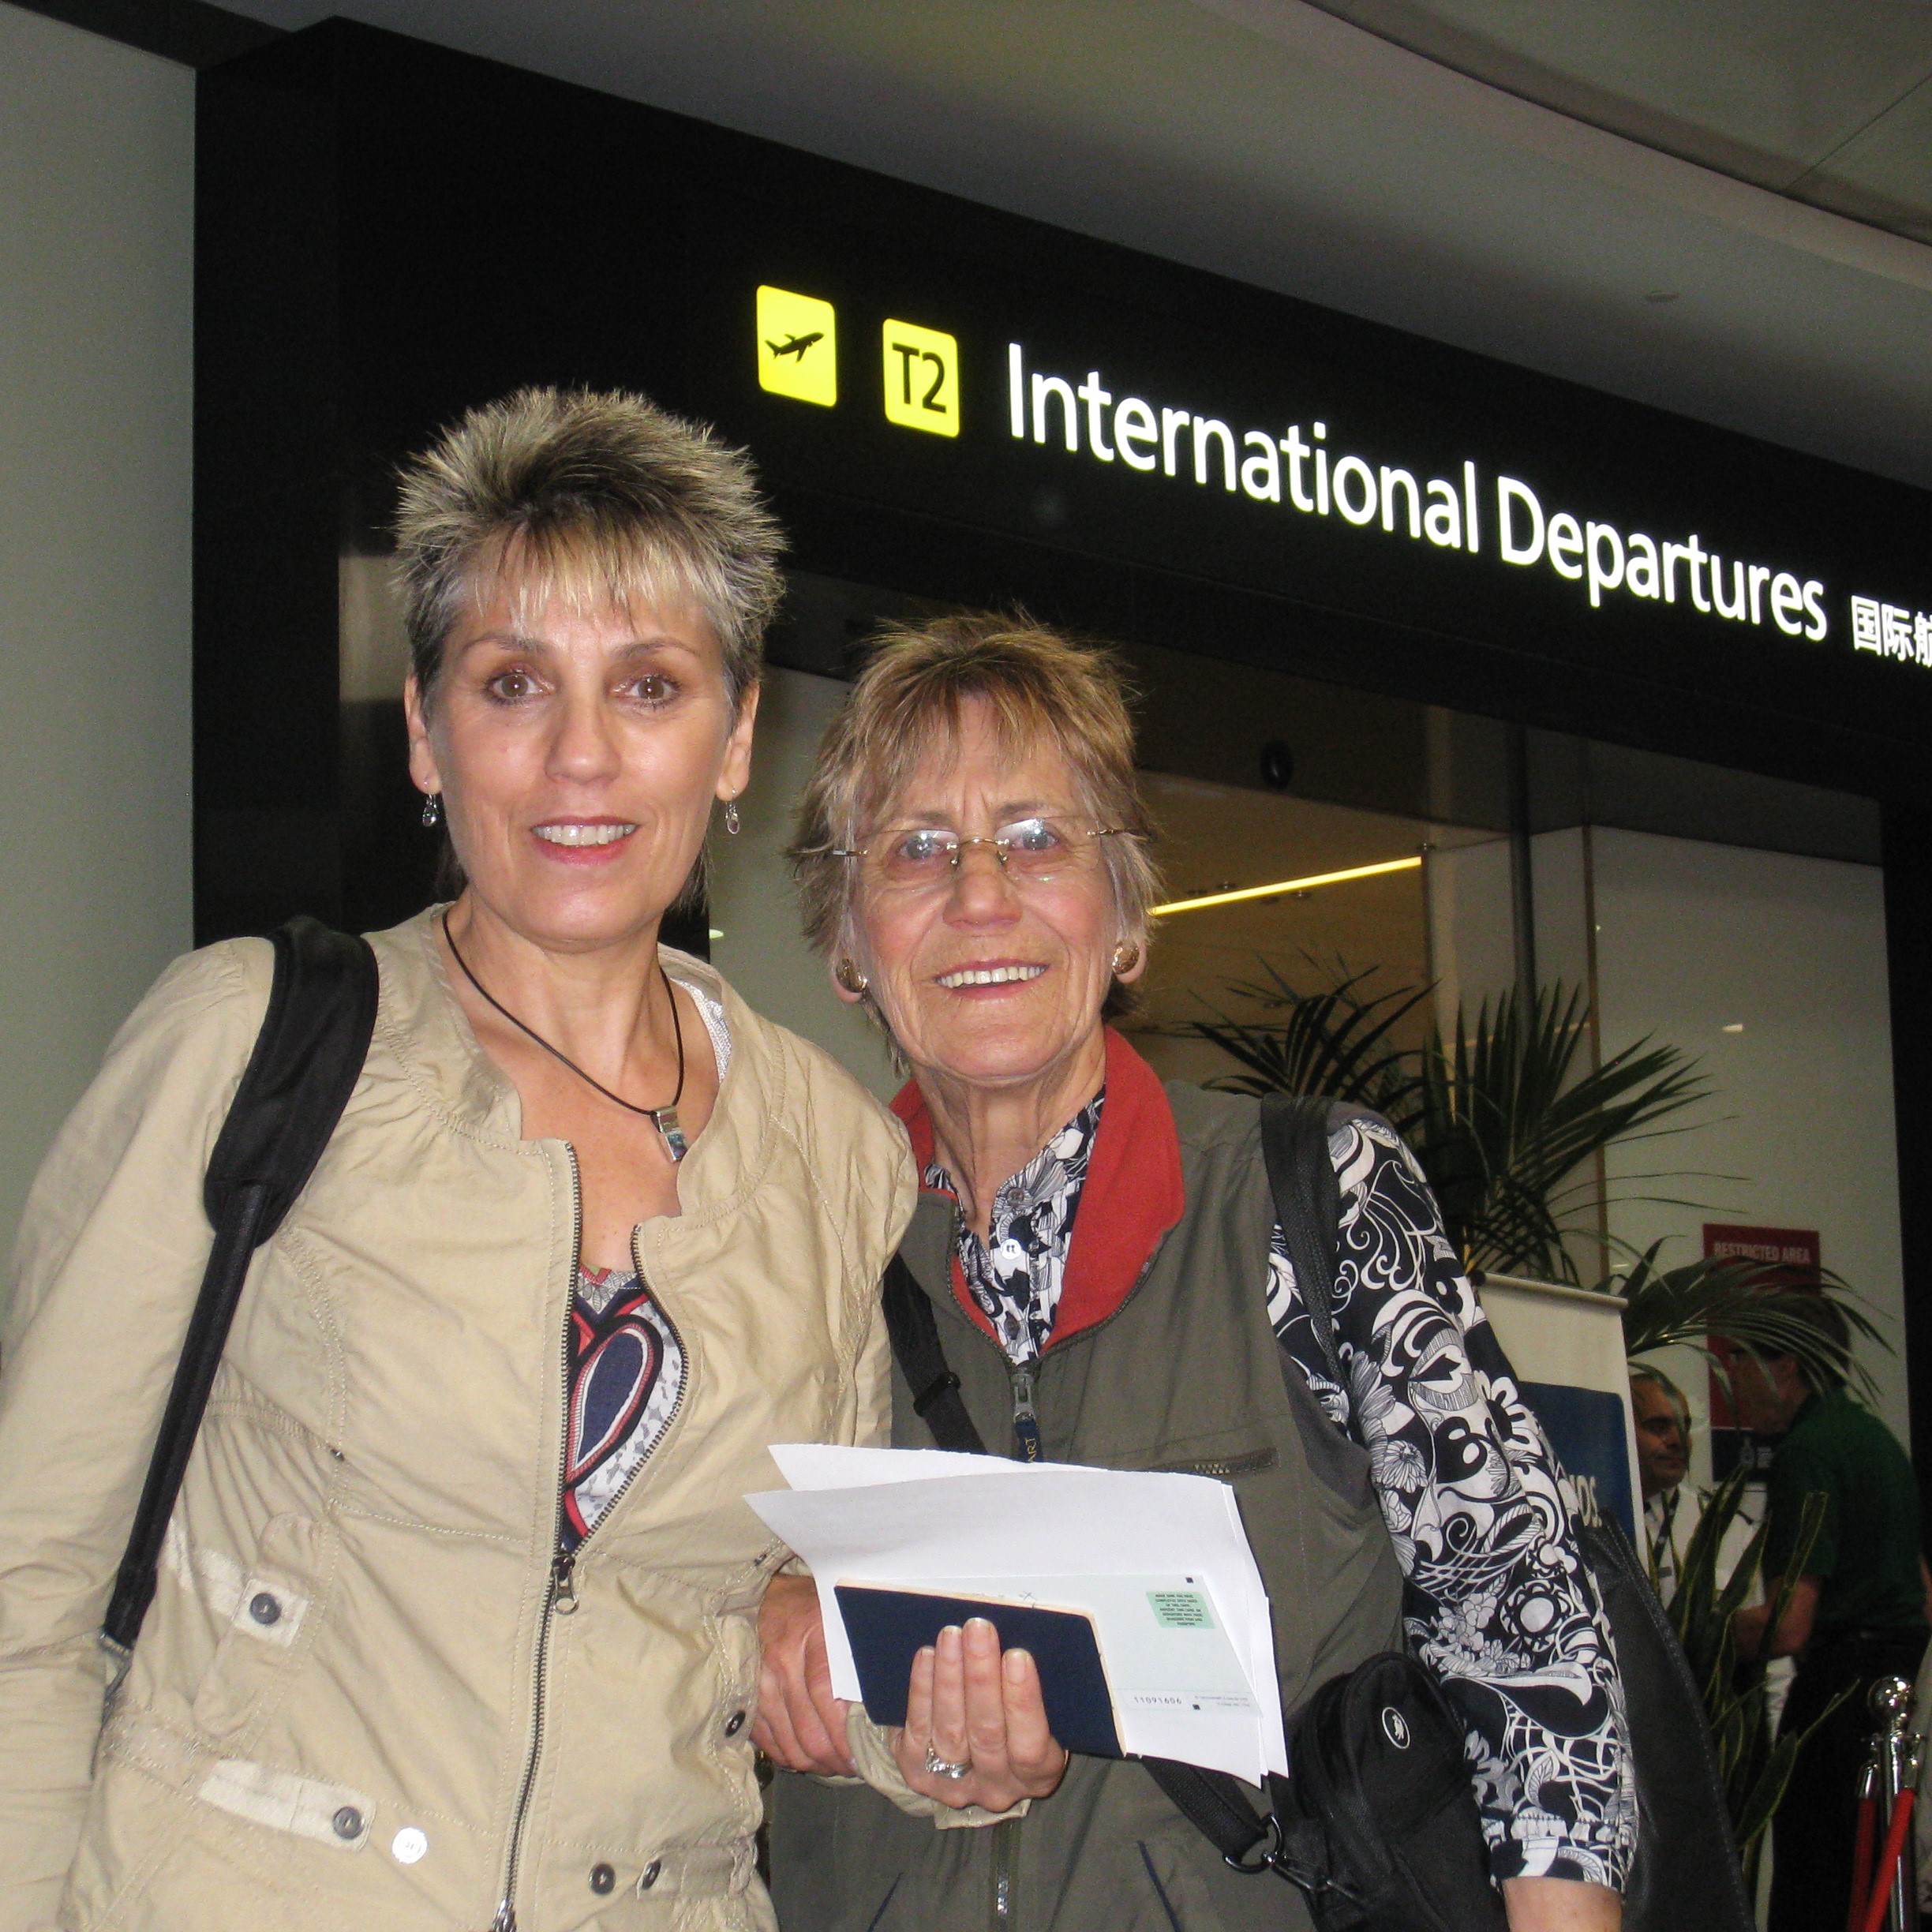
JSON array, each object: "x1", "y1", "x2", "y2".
[{"x1": 1151, "y1": 854, "x2": 1423, "y2": 918}]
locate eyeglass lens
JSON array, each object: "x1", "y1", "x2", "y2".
[{"x1": 870, "y1": 817, "x2": 1096, "y2": 888}]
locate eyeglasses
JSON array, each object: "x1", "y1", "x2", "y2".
[{"x1": 832, "y1": 816, "x2": 1131, "y2": 892}]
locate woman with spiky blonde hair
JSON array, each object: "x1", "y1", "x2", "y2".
[{"x1": 0, "y1": 387, "x2": 915, "y2": 1931}]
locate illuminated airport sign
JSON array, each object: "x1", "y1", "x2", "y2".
[
  {"x1": 1002, "y1": 341, "x2": 1841, "y2": 643},
  {"x1": 742, "y1": 281, "x2": 1930, "y2": 677}
]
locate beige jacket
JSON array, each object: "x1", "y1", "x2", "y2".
[{"x1": 0, "y1": 911, "x2": 915, "y2": 1932}]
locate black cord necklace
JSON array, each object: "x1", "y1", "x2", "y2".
[{"x1": 442, "y1": 913, "x2": 690, "y2": 1163}]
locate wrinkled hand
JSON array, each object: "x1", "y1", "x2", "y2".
[
  {"x1": 752, "y1": 1572, "x2": 855, "y2": 1775},
  {"x1": 890, "y1": 1617, "x2": 1069, "y2": 1814}
]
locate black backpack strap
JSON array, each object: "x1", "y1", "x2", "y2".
[
  {"x1": 1259, "y1": 1091, "x2": 1345, "y2": 1390},
  {"x1": 880, "y1": 1254, "x2": 986, "y2": 1456},
  {"x1": 102, "y1": 917, "x2": 378, "y2": 1661}
]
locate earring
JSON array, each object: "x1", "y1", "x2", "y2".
[
  {"x1": 724, "y1": 796, "x2": 741, "y2": 837},
  {"x1": 421, "y1": 792, "x2": 443, "y2": 829},
  {"x1": 833, "y1": 957, "x2": 871, "y2": 996},
  {"x1": 1110, "y1": 941, "x2": 1140, "y2": 976}
]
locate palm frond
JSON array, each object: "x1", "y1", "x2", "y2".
[
  {"x1": 1663, "y1": 1477, "x2": 1843, "y2": 1885},
  {"x1": 1614, "y1": 1243, "x2": 1881, "y2": 1402},
  {"x1": 1174, "y1": 960, "x2": 1430, "y2": 1127},
  {"x1": 1410, "y1": 984, "x2": 1709, "y2": 1282}
]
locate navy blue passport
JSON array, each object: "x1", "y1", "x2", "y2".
[{"x1": 833, "y1": 1584, "x2": 1122, "y2": 1759}]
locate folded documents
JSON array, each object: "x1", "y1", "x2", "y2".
[{"x1": 747, "y1": 1443, "x2": 1287, "y2": 1784}]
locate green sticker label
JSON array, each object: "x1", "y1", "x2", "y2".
[{"x1": 1147, "y1": 1589, "x2": 1215, "y2": 1630}]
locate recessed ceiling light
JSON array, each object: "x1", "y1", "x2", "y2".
[
  {"x1": 1151, "y1": 854, "x2": 1422, "y2": 917},
  {"x1": 1720, "y1": 1022, "x2": 1743, "y2": 1033}
]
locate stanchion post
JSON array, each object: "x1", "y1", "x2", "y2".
[{"x1": 1864, "y1": 1676, "x2": 1922, "y2": 1932}]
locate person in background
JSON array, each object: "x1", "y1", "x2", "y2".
[
  {"x1": 0, "y1": 388, "x2": 915, "y2": 1931},
  {"x1": 759, "y1": 614, "x2": 1631, "y2": 1931},
  {"x1": 1720, "y1": 1300, "x2": 1930, "y2": 1932},
  {"x1": 1632, "y1": 1366, "x2": 1692, "y2": 1599}
]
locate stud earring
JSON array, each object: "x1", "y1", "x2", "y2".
[
  {"x1": 833, "y1": 957, "x2": 870, "y2": 996},
  {"x1": 421, "y1": 792, "x2": 443, "y2": 829},
  {"x1": 1110, "y1": 941, "x2": 1140, "y2": 976},
  {"x1": 724, "y1": 796, "x2": 741, "y2": 837}
]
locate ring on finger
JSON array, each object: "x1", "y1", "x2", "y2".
[{"x1": 923, "y1": 1743, "x2": 972, "y2": 1780}]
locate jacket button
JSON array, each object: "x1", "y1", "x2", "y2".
[
  {"x1": 331, "y1": 1806, "x2": 362, "y2": 1840},
  {"x1": 724, "y1": 1709, "x2": 746, "y2": 1736},
  {"x1": 589, "y1": 1863, "x2": 616, "y2": 1894},
  {"x1": 248, "y1": 1591, "x2": 282, "y2": 1626},
  {"x1": 639, "y1": 1858, "x2": 661, "y2": 1890}
]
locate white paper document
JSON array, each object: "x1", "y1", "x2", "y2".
[{"x1": 747, "y1": 1443, "x2": 1286, "y2": 1783}]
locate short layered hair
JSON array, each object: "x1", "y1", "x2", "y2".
[
  {"x1": 791, "y1": 613, "x2": 1161, "y2": 991},
  {"x1": 393, "y1": 385, "x2": 783, "y2": 709}
]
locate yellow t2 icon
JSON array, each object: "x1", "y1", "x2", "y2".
[
  {"x1": 882, "y1": 320, "x2": 960, "y2": 436},
  {"x1": 758, "y1": 286, "x2": 837, "y2": 406}
]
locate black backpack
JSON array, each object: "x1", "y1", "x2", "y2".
[
  {"x1": 882, "y1": 1091, "x2": 1754, "y2": 1932},
  {"x1": 101, "y1": 918, "x2": 378, "y2": 1689}
]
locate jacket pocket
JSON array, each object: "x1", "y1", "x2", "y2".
[{"x1": 189, "y1": 1511, "x2": 326, "y2": 1737}]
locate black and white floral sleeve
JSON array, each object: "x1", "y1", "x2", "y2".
[{"x1": 1268, "y1": 1111, "x2": 1637, "y2": 1890}]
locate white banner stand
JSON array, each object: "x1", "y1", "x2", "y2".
[{"x1": 1477, "y1": 1272, "x2": 1642, "y2": 1544}]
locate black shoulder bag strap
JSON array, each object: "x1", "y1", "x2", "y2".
[
  {"x1": 101, "y1": 916, "x2": 379, "y2": 1673},
  {"x1": 880, "y1": 1255, "x2": 986, "y2": 1457},
  {"x1": 1258, "y1": 1093, "x2": 1346, "y2": 1382},
  {"x1": 1140, "y1": 1092, "x2": 1343, "y2": 1874}
]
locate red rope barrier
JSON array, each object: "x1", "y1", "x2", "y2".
[
  {"x1": 1849, "y1": 1793, "x2": 1878, "y2": 1932},
  {"x1": 1855, "y1": 1788, "x2": 1915, "y2": 1932}
]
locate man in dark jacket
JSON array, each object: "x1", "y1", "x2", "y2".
[{"x1": 1720, "y1": 1301, "x2": 1929, "y2": 1932}]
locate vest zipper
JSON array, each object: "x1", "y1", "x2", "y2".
[
  {"x1": 1009, "y1": 1361, "x2": 1043, "y2": 1462},
  {"x1": 491, "y1": 1153, "x2": 693, "y2": 1931}
]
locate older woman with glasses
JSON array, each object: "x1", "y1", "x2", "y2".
[{"x1": 758, "y1": 614, "x2": 1631, "y2": 1932}]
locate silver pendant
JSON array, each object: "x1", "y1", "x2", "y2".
[{"x1": 653, "y1": 1106, "x2": 688, "y2": 1164}]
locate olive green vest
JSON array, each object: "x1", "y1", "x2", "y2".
[{"x1": 768, "y1": 1084, "x2": 1404, "y2": 1932}]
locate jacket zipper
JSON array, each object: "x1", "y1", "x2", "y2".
[{"x1": 491, "y1": 1148, "x2": 691, "y2": 1931}]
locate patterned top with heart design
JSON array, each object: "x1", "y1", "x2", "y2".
[{"x1": 563, "y1": 1267, "x2": 686, "y2": 1551}]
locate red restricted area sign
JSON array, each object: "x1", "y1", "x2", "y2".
[{"x1": 1704, "y1": 1223, "x2": 1821, "y2": 1479}]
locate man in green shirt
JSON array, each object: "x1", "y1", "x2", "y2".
[{"x1": 1719, "y1": 1301, "x2": 1928, "y2": 1932}]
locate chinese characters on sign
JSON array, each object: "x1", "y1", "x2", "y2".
[{"x1": 1850, "y1": 596, "x2": 1932, "y2": 668}]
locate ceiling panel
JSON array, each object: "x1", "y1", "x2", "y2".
[
  {"x1": 1803, "y1": 71, "x2": 1932, "y2": 245},
  {"x1": 1301, "y1": 0, "x2": 1932, "y2": 204}
]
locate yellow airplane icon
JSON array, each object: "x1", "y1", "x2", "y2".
[{"x1": 757, "y1": 287, "x2": 837, "y2": 406}]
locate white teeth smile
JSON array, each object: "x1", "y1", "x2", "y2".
[
  {"x1": 534, "y1": 822, "x2": 636, "y2": 847},
  {"x1": 936, "y1": 964, "x2": 1047, "y2": 988}
]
